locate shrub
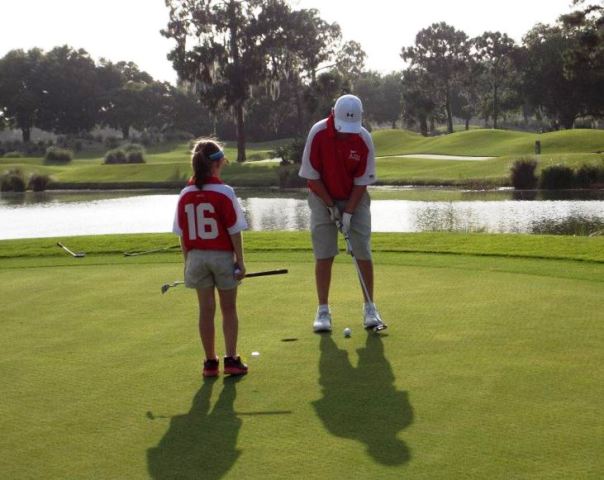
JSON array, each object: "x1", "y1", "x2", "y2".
[
  {"x1": 28, "y1": 173, "x2": 51, "y2": 192},
  {"x1": 531, "y1": 215, "x2": 604, "y2": 236},
  {"x1": 123, "y1": 143, "x2": 146, "y2": 163},
  {"x1": 44, "y1": 147, "x2": 73, "y2": 164},
  {"x1": 0, "y1": 169, "x2": 26, "y2": 192},
  {"x1": 103, "y1": 144, "x2": 146, "y2": 164},
  {"x1": 4, "y1": 151, "x2": 23, "y2": 158},
  {"x1": 574, "y1": 164, "x2": 600, "y2": 188},
  {"x1": 277, "y1": 164, "x2": 306, "y2": 188},
  {"x1": 273, "y1": 138, "x2": 305, "y2": 165},
  {"x1": 539, "y1": 164, "x2": 574, "y2": 190},
  {"x1": 510, "y1": 157, "x2": 538, "y2": 190},
  {"x1": 104, "y1": 148, "x2": 127, "y2": 164}
]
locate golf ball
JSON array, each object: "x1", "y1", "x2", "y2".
[{"x1": 344, "y1": 328, "x2": 351, "y2": 337}]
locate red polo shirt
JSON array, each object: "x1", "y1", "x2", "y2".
[
  {"x1": 298, "y1": 113, "x2": 376, "y2": 200},
  {"x1": 173, "y1": 177, "x2": 247, "y2": 251}
]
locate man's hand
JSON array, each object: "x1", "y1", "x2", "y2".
[
  {"x1": 341, "y1": 212, "x2": 352, "y2": 235},
  {"x1": 327, "y1": 205, "x2": 341, "y2": 223}
]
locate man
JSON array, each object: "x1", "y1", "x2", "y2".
[{"x1": 299, "y1": 94, "x2": 383, "y2": 333}]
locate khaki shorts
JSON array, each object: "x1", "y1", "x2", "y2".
[
  {"x1": 308, "y1": 191, "x2": 372, "y2": 260},
  {"x1": 184, "y1": 249, "x2": 237, "y2": 290}
]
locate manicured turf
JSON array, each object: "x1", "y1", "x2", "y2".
[
  {"x1": 2, "y1": 129, "x2": 602, "y2": 187},
  {"x1": 1, "y1": 233, "x2": 602, "y2": 479}
]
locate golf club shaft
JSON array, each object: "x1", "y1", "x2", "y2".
[
  {"x1": 161, "y1": 269, "x2": 288, "y2": 293},
  {"x1": 57, "y1": 242, "x2": 84, "y2": 258},
  {"x1": 124, "y1": 245, "x2": 180, "y2": 256}
]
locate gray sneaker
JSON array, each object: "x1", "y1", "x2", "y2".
[
  {"x1": 313, "y1": 309, "x2": 332, "y2": 333},
  {"x1": 363, "y1": 303, "x2": 384, "y2": 329}
]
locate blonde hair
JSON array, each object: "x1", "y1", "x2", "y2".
[{"x1": 191, "y1": 139, "x2": 224, "y2": 188}]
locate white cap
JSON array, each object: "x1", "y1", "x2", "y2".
[{"x1": 333, "y1": 94, "x2": 363, "y2": 133}]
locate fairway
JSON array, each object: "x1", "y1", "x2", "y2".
[{"x1": 1, "y1": 235, "x2": 603, "y2": 479}]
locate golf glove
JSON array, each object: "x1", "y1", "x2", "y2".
[
  {"x1": 327, "y1": 205, "x2": 341, "y2": 223},
  {"x1": 341, "y1": 212, "x2": 352, "y2": 235}
]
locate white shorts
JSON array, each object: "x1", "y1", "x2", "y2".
[
  {"x1": 308, "y1": 191, "x2": 372, "y2": 260},
  {"x1": 184, "y1": 249, "x2": 237, "y2": 290}
]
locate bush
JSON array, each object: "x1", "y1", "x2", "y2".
[
  {"x1": 44, "y1": 147, "x2": 73, "y2": 164},
  {"x1": 104, "y1": 148, "x2": 127, "y2": 164},
  {"x1": 539, "y1": 164, "x2": 574, "y2": 190},
  {"x1": 103, "y1": 144, "x2": 146, "y2": 164},
  {"x1": 277, "y1": 164, "x2": 306, "y2": 188},
  {"x1": 273, "y1": 138, "x2": 305, "y2": 165},
  {"x1": 4, "y1": 151, "x2": 23, "y2": 158},
  {"x1": 28, "y1": 173, "x2": 51, "y2": 192},
  {"x1": 0, "y1": 169, "x2": 26, "y2": 192},
  {"x1": 511, "y1": 157, "x2": 538, "y2": 190},
  {"x1": 574, "y1": 164, "x2": 600, "y2": 188}
]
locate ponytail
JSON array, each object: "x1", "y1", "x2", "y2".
[{"x1": 191, "y1": 139, "x2": 224, "y2": 188}]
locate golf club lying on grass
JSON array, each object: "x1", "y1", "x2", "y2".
[
  {"x1": 161, "y1": 269, "x2": 289, "y2": 294},
  {"x1": 124, "y1": 244, "x2": 180, "y2": 257},
  {"x1": 336, "y1": 220, "x2": 387, "y2": 332},
  {"x1": 56, "y1": 242, "x2": 86, "y2": 258}
]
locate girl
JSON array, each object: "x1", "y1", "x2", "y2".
[{"x1": 172, "y1": 139, "x2": 248, "y2": 377}]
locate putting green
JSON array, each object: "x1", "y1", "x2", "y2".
[{"x1": 0, "y1": 237, "x2": 602, "y2": 479}]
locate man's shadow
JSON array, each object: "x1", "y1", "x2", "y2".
[
  {"x1": 147, "y1": 377, "x2": 242, "y2": 480},
  {"x1": 312, "y1": 334, "x2": 413, "y2": 465}
]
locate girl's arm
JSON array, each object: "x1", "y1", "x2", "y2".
[
  {"x1": 230, "y1": 232, "x2": 245, "y2": 280},
  {"x1": 179, "y1": 236, "x2": 188, "y2": 262}
]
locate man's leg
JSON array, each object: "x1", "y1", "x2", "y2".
[
  {"x1": 315, "y1": 257, "x2": 334, "y2": 305},
  {"x1": 356, "y1": 258, "x2": 374, "y2": 303}
]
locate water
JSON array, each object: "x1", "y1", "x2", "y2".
[{"x1": 0, "y1": 188, "x2": 603, "y2": 239}]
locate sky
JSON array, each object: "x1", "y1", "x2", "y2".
[{"x1": 0, "y1": 0, "x2": 576, "y2": 84}]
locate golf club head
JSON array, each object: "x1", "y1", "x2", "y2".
[
  {"x1": 373, "y1": 323, "x2": 388, "y2": 332},
  {"x1": 160, "y1": 284, "x2": 170, "y2": 294}
]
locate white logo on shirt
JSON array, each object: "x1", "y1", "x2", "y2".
[{"x1": 348, "y1": 150, "x2": 361, "y2": 161}]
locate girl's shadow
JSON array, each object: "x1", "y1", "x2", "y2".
[
  {"x1": 312, "y1": 334, "x2": 414, "y2": 465},
  {"x1": 147, "y1": 377, "x2": 242, "y2": 480}
]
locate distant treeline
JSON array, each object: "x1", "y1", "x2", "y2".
[{"x1": 0, "y1": 0, "x2": 601, "y2": 161}]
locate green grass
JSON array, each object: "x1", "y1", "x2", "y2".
[
  {"x1": 2, "y1": 129, "x2": 603, "y2": 187},
  {"x1": 373, "y1": 128, "x2": 604, "y2": 157},
  {"x1": 1, "y1": 233, "x2": 603, "y2": 479}
]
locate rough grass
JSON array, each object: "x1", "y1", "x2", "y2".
[{"x1": 0, "y1": 233, "x2": 602, "y2": 479}]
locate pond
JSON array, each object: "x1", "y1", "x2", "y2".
[{"x1": 0, "y1": 188, "x2": 603, "y2": 240}]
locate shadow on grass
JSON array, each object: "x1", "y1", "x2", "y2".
[
  {"x1": 147, "y1": 376, "x2": 242, "y2": 480},
  {"x1": 313, "y1": 334, "x2": 414, "y2": 465}
]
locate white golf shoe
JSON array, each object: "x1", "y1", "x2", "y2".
[
  {"x1": 363, "y1": 303, "x2": 384, "y2": 329},
  {"x1": 313, "y1": 308, "x2": 332, "y2": 333}
]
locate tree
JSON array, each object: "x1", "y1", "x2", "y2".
[
  {"x1": 473, "y1": 32, "x2": 518, "y2": 128},
  {"x1": 163, "y1": 0, "x2": 306, "y2": 162},
  {"x1": 0, "y1": 48, "x2": 46, "y2": 142},
  {"x1": 521, "y1": 24, "x2": 585, "y2": 128},
  {"x1": 336, "y1": 40, "x2": 367, "y2": 87},
  {"x1": 559, "y1": 0, "x2": 604, "y2": 119},
  {"x1": 378, "y1": 72, "x2": 404, "y2": 129},
  {"x1": 36, "y1": 46, "x2": 101, "y2": 135},
  {"x1": 402, "y1": 22, "x2": 470, "y2": 133},
  {"x1": 401, "y1": 69, "x2": 437, "y2": 136}
]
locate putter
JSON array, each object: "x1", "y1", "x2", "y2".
[
  {"x1": 161, "y1": 269, "x2": 289, "y2": 294},
  {"x1": 336, "y1": 220, "x2": 387, "y2": 332},
  {"x1": 124, "y1": 244, "x2": 180, "y2": 257},
  {"x1": 57, "y1": 242, "x2": 85, "y2": 258}
]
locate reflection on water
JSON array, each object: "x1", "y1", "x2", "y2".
[{"x1": 0, "y1": 189, "x2": 603, "y2": 239}]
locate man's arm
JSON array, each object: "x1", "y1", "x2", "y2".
[{"x1": 344, "y1": 185, "x2": 367, "y2": 214}]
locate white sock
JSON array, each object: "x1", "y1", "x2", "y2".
[{"x1": 318, "y1": 304, "x2": 330, "y2": 312}]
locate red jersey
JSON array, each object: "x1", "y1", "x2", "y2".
[
  {"x1": 172, "y1": 177, "x2": 247, "y2": 251},
  {"x1": 298, "y1": 113, "x2": 376, "y2": 200}
]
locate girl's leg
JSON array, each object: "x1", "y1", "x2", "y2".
[
  {"x1": 217, "y1": 287, "x2": 238, "y2": 358},
  {"x1": 196, "y1": 287, "x2": 216, "y2": 359}
]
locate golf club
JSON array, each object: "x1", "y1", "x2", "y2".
[
  {"x1": 161, "y1": 268, "x2": 289, "y2": 294},
  {"x1": 336, "y1": 220, "x2": 387, "y2": 332},
  {"x1": 124, "y1": 244, "x2": 180, "y2": 257},
  {"x1": 56, "y1": 242, "x2": 86, "y2": 258}
]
